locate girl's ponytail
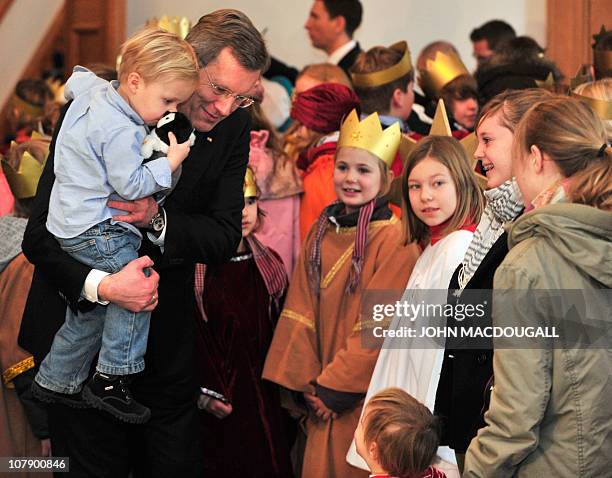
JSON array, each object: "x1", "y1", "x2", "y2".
[{"x1": 569, "y1": 145, "x2": 612, "y2": 211}]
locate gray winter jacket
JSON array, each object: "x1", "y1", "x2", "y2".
[{"x1": 464, "y1": 203, "x2": 612, "y2": 477}]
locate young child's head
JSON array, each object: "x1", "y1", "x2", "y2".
[
  {"x1": 401, "y1": 136, "x2": 484, "y2": 244},
  {"x1": 350, "y1": 41, "x2": 414, "y2": 120},
  {"x1": 512, "y1": 96, "x2": 611, "y2": 210},
  {"x1": 8, "y1": 79, "x2": 55, "y2": 135},
  {"x1": 572, "y1": 78, "x2": 612, "y2": 140},
  {"x1": 355, "y1": 388, "x2": 441, "y2": 477},
  {"x1": 117, "y1": 27, "x2": 199, "y2": 125},
  {"x1": 242, "y1": 166, "x2": 263, "y2": 237},
  {"x1": 294, "y1": 63, "x2": 352, "y2": 95},
  {"x1": 335, "y1": 110, "x2": 400, "y2": 212},
  {"x1": 284, "y1": 82, "x2": 360, "y2": 163},
  {"x1": 440, "y1": 74, "x2": 479, "y2": 131}
]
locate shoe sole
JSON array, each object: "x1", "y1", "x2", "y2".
[
  {"x1": 82, "y1": 386, "x2": 151, "y2": 424},
  {"x1": 31, "y1": 382, "x2": 90, "y2": 409}
]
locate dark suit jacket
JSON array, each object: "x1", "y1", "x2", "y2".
[
  {"x1": 337, "y1": 42, "x2": 361, "y2": 78},
  {"x1": 19, "y1": 103, "x2": 250, "y2": 408},
  {"x1": 264, "y1": 42, "x2": 362, "y2": 84}
]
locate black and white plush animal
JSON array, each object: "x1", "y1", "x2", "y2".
[
  {"x1": 141, "y1": 111, "x2": 196, "y2": 161},
  {"x1": 141, "y1": 111, "x2": 195, "y2": 202}
]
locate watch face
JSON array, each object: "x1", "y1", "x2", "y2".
[{"x1": 151, "y1": 213, "x2": 164, "y2": 232}]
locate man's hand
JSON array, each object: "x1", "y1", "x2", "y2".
[
  {"x1": 303, "y1": 392, "x2": 337, "y2": 421},
  {"x1": 109, "y1": 196, "x2": 158, "y2": 229},
  {"x1": 204, "y1": 399, "x2": 233, "y2": 419},
  {"x1": 98, "y1": 256, "x2": 159, "y2": 312}
]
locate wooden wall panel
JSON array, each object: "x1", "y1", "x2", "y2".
[
  {"x1": 1, "y1": 0, "x2": 125, "y2": 151},
  {"x1": 65, "y1": 0, "x2": 126, "y2": 71},
  {"x1": 547, "y1": 0, "x2": 612, "y2": 80}
]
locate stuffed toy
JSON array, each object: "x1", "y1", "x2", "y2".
[
  {"x1": 141, "y1": 111, "x2": 195, "y2": 202},
  {"x1": 141, "y1": 110, "x2": 195, "y2": 160}
]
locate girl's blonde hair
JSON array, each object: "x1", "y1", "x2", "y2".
[
  {"x1": 513, "y1": 96, "x2": 611, "y2": 210},
  {"x1": 364, "y1": 388, "x2": 440, "y2": 478},
  {"x1": 118, "y1": 27, "x2": 199, "y2": 84},
  {"x1": 401, "y1": 136, "x2": 484, "y2": 244},
  {"x1": 477, "y1": 88, "x2": 553, "y2": 133}
]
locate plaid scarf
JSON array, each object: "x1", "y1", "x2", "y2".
[
  {"x1": 307, "y1": 198, "x2": 382, "y2": 296},
  {"x1": 194, "y1": 234, "x2": 288, "y2": 322},
  {"x1": 458, "y1": 179, "x2": 523, "y2": 289}
]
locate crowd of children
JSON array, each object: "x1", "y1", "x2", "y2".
[{"x1": 1, "y1": 7, "x2": 611, "y2": 478}]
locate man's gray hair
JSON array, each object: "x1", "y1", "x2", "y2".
[{"x1": 187, "y1": 9, "x2": 270, "y2": 72}]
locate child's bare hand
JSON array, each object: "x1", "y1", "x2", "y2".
[
  {"x1": 303, "y1": 392, "x2": 337, "y2": 421},
  {"x1": 204, "y1": 398, "x2": 233, "y2": 419},
  {"x1": 166, "y1": 132, "x2": 191, "y2": 172}
]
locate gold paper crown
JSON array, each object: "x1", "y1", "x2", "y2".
[
  {"x1": 571, "y1": 90, "x2": 612, "y2": 121},
  {"x1": 419, "y1": 51, "x2": 469, "y2": 98},
  {"x1": 243, "y1": 167, "x2": 258, "y2": 198},
  {"x1": 1, "y1": 143, "x2": 47, "y2": 199},
  {"x1": 338, "y1": 110, "x2": 401, "y2": 167},
  {"x1": 535, "y1": 72, "x2": 555, "y2": 90},
  {"x1": 351, "y1": 41, "x2": 413, "y2": 88},
  {"x1": 145, "y1": 15, "x2": 191, "y2": 39}
]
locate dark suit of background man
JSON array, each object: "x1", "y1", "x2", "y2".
[
  {"x1": 265, "y1": 0, "x2": 363, "y2": 83},
  {"x1": 19, "y1": 9, "x2": 269, "y2": 478}
]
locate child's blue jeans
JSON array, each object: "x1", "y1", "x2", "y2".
[{"x1": 36, "y1": 221, "x2": 150, "y2": 394}]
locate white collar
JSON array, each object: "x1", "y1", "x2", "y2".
[{"x1": 327, "y1": 40, "x2": 357, "y2": 65}]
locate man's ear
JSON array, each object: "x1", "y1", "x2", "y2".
[
  {"x1": 333, "y1": 15, "x2": 346, "y2": 35},
  {"x1": 530, "y1": 144, "x2": 545, "y2": 174}
]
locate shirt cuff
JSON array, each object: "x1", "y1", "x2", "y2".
[
  {"x1": 82, "y1": 269, "x2": 111, "y2": 305},
  {"x1": 146, "y1": 207, "x2": 167, "y2": 250}
]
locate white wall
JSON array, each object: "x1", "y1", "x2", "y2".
[
  {"x1": 127, "y1": 0, "x2": 546, "y2": 73},
  {"x1": 0, "y1": 0, "x2": 64, "y2": 109}
]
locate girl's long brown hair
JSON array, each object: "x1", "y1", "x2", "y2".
[{"x1": 400, "y1": 136, "x2": 484, "y2": 244}]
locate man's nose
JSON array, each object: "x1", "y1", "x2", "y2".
[{"x1": 213, "y1": 96, "x2": 234, "y2": 117}]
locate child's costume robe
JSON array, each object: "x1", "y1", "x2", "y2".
[{"x1": 263, "y1": 212, "x2": 420, "y2": 478}]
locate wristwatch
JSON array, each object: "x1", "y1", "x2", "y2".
[{"x1": 149, "y1": 208, "x2": 165, "y2": 232}]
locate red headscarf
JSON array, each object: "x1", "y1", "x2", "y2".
[{"x1": 290, "y1": 83, "x2": 360, "y2": 134}]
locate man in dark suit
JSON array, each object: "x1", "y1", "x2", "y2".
[
  {"x1": 18, "y1": 9, "x2": 269, "y2": 478},
  {"x1": 265, "y1": 0, "x2": 363, "y2": 83}
]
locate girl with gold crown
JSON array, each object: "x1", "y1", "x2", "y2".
[
  {"x1": 263, "y1": 110, "x2": 420, "y2": 478},
  {"x1": 193, "y1": 167, "x2": 293, "y2": 477}
]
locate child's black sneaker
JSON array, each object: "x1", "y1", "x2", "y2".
[
  {"x1": 82, "y1": 372, "x2": 150, "y2": 424},
  {"x1": 31, "y1": 381, "x2": 89, "y2": 408}
]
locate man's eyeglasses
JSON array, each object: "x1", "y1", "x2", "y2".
[{"x1": 204, "y1": 68, "x2": 255, "y2": 108}]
